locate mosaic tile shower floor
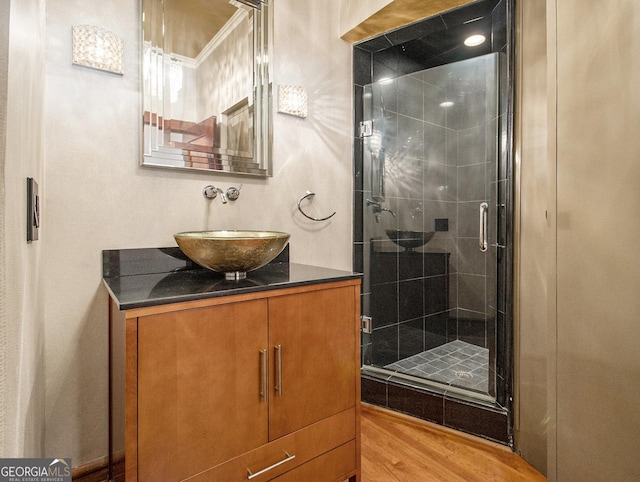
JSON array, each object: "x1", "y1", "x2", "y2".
[{"x1": 385, "y1": 340, "x2": 489, "y2": 393}]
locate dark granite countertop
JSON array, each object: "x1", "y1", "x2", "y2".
[{"x1": 103, "y1": 246, "x2": 361, "y2": 311}]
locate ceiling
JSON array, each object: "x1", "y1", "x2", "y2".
[
  {"x1": 355, "y1": 0, "x2": 502, "y2": 77},
  {"x1": 145, "y1": 0, "x2": 239, "y2": 59},
  {"x1": 341, "y1": 0, "x2": 476, "y2": 44}
]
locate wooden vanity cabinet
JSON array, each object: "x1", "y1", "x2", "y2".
[
  {"x1": 136, "y1": 299, "x2": 270, "y2": 480},
  {"x1": 268, "y1": 286, "x2": 357, "y2": 439},
  {"x1": 111, "y1": 279, "x2": 361, "y2": 482}
]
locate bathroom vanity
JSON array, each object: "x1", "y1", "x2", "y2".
[{"x1": 104, "y1": 248, "x2": 362, "y2": 481}]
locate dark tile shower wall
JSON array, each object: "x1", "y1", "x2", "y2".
[
  {"x1": 353, "y1": 0, "x2": 514, "y2": 443},
  {"x1": 368, "y1": 250, "x2": 450, "y2": 366}
]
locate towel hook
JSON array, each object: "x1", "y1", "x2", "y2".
[{"x1": 297, "y1": 191, "x2": 336, "y2": 222}]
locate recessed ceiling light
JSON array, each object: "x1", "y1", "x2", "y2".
[
  {"x1": 464, "y1": 34, "x2": 486, "y2": 47},
  {"x1": 378, "y1": 77, "x2": 393, "y2": 85},
  {"x1": 440, "y1": 101, "x2": 454, "y2": 108}
]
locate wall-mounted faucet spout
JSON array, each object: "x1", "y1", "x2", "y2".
[
  {"x1": 366, "y1": 198, "x2": 396, "y2": 223},
  {"x1": 216, "y1": 187, "x2": 227, "y2": 204},
  {"x1": 375, "y1": 207, "x2": 396, "y2": 223}
]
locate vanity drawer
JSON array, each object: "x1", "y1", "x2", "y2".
[
  {"x1": 272, "y1": 440, "x2": 356, "y2": 482},
  {"x1": 186, "y1": 408, "x2": 356, "y2": 481}
]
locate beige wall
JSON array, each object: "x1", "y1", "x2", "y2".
[
  {"x1": 0, "y1": 0, "x2": 8, "y2": 455},
  {"x1": 519, "y1": 0, "x2": 640, "y2": 479},
  {"x1": 42, "y1": 0, "x2": 353, "y2": 465},
  {"x1": 339, "y1": 0, "x2": 392, "y2": 38},
  {"x1": 552, "y1": 0, "x2": 640, "y2": 479},
  {"x1": 1, "y1": 0, "x2": 47, "y2": 457},
  {"x1": 514, "y1": 0, "x2": 549, "y2": 475}
]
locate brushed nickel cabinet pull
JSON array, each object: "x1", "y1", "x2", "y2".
[
  {"x1": 259, "y1": 349, "x2": 267, "y2": 402},
  {"x1": 247, "y1": 451, "x2": 296, "y2": 479},
  {"x1": 274, "y1": 344, "x2": 282, "y2": 396}
]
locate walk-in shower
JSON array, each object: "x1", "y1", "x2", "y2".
[
  {"x1": 363, "y1": 52, "x2": 502, "y2": 401},
  {"x1": 353, "y1": 0, "x2": 513, "y2": 443}
]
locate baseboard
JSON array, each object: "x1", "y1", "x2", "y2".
[
  {"x1": 362, "y1": 402, "x2": 510, "y2": 450},
  {"x1": 72, "y1": 457, "x2": 108, "y2": 482},
  {"x1": 361, "y1": 374, "x2": 511, "y2": 444},
  {"x1": 72, "y1": 456, "x2": 124, "y2": 482}
]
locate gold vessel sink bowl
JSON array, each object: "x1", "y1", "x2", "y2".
[{"x1": 174, "y1": 230, "x2": 290, "y2": 280}]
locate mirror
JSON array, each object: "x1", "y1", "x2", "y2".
[{"x1": 141, "y1": 0, "x2": 272, "y2": 176}]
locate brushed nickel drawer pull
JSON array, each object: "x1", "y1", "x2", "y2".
[
  {"x1": 259, "y1": 349, "x2": 267, "y2": 402},
  {"x1": 247, "y1": 451, "x2": 296, "y2": 479},
  {"x1": 274, "y1": 344, "x2": 283, "y2": 396}
]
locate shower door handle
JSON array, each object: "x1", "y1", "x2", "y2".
[{"x1": 479, "y1": 202, "x2": 489, "y2": 252}]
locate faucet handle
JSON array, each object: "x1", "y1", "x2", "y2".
[
  {"x1": 203, "y1": 185, "x2": 227, "y2": 203},
  {"x1": 226, "y1": 184, "x2": 242, "y2": 201},
  {"x1": 203, "y1": 185, "x2": 218, "y2": 200}
]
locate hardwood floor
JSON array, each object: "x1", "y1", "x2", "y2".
[
  {"x1": 361, "y1": 404, "x2": 546, "y2": 481},
  {"x1": 75, "y1": 403, "x2": 544, "y2": 482}
]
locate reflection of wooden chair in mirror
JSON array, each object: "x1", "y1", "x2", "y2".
[
  {"x1": 163, "y1": 115, "x2": 217, "y2": 151},
  {"x1": 163, "y1": 115, "x2": 219, "y2": 170},
  {"x1": 185, "y1": 115, "x2": 216, "y2": 148}
]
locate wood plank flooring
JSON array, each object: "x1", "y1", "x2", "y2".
[{"x1": 361, "y1": 404, "x2": 546, "y2": 481}]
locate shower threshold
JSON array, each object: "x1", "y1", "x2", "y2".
[{"x1": 364, "y1": 340, "x2": 495, "y2": 404}]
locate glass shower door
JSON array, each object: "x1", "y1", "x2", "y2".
[{"x1": 361, "y1": 53, "x2": 503, "y2": 401}]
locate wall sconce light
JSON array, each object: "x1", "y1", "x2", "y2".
[
  {"x1": 72, "y1": 25, "x2": 124, "y2": 75},
  {"x1": 278, "y1": 85, "x2": 307, "y2": 118}
]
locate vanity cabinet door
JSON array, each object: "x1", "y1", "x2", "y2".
[
  {"x1": 268, "y1": 286, "x2": 358, "y2": 440},
  {"x1": 136, "y1": 300, "x2": 269, "y2": 481}
]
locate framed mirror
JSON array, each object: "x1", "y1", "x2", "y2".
[{"x1": 141, "y1": 0, "x2": 272, "y2": 176}]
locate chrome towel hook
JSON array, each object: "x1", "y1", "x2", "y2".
[{"x1": 297, "y1": 191, "x2": 336, "y2": 222}]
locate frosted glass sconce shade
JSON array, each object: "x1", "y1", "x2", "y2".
[
  {"x1": 72, "y1": 25, "x2": 124, "y2": 75},
  {"x1": 278, "y1": 85, "x2": 307, "y2": 118}
]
